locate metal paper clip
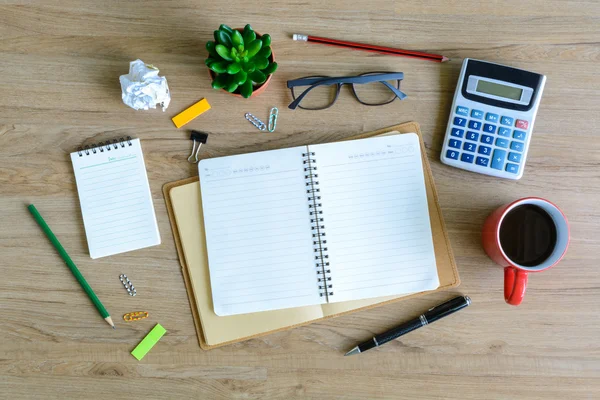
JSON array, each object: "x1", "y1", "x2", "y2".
[
  {"x1": 187, "y1": 131, "x2": 209, "y2": 164},
  {"x1": 119, "y1": 274, "x2": 136, "y2": 296},
  {"x1": 245, "y1": 113, "x2": 267, "y2": 131},
  {"x1": 268, "y1": 107, "x2": 278, "y2": 132},
  {"x1": 123, "y1": 311, "x2": 149, "y2": 322}
]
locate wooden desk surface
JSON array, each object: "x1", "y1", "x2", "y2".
[{"x1": 1, "y1": 1, "x2": 599, "y2": 399}]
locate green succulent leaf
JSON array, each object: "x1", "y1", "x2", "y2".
[
  {"x1": 205, "y1": 57, "x2": 217, "y2": 66},
  {"x1": 253, "y1": 56, "x2": 269, "y2": 70},
  {"x1": 231, "y1": 47, "x2": 239, "y2": 57},
  {"x1": 240, "y1": 79, "x2": 253, "y2": 98},
  {"x1": 227, "y1": 62, "x2": 242, "y2": 74},
  {"x1": 234, "y1": 56, "x2": 241, "y2": 63},
  {"x1": 246, "y1": 39, "x2": 262, "y2": 58},
  {"x1": 242, "y1": 60, "x2": 255, "y2": 72},
  {"x1": 209, "y1": 61, "x2": 229, "y2": 74},
  {"x1": 234, "y1": 70, "x2": 248, "y2": 85},
  {"x1": 249, "y1": 70, "x2": 266, "y2": 84},
  {"x1": 225, "y1": 81, "x2": 239, "y2": 93},
  {"x1": 212, "y1": 74, "x2": 228, "y2": 89},
  {"x1": 261, "y1": 61, "x2": 278, "y2": 75},
  {"x1": 215, "y1": 44, "x2": 233, "y2": 61},
  {"x1": 206, "y1": 41, "x2": 219, "y2": 58},
  {"x1": 215, "y1": 30, "x2": 232, "y2": 47},
  {"x1": 243, "y1": 26, "x2": 256, "y2": 45},
  {"x1": 257, "y1": 46, "x2": 271, "y2": 59},
  {"x1": 261, "y1": 34, "x2": 271, "y2": 47},
  {"x1": 231, "y1": 30, "x2": 244, "y2": 47},
  {"x1": 219, "y1": 24, "x2": 234, "y2": 34}
]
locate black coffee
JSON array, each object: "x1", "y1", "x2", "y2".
[{"x1": 499, "y1": 204, "x2": 557, "y2": 267}]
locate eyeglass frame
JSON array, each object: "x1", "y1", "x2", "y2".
[{"x1": 287, "y1": 72, "x2": 407, "y2": 110}]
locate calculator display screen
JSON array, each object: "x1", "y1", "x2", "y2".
[{"x1": 476, "y1": 80, "x2": 523, "y2": 101}]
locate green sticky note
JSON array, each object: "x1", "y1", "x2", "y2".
[{"x1": 131, "y1": 323, "x2": 166, "y2": 361}]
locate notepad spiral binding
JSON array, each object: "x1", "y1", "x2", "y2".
[
  {"x1": 77, "y1": 136, "x2": 133, "y2": 157},
  {"x1": 303, "y1": 151, "x2": 332, "y2": 299}
]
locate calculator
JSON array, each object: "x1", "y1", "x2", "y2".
[{"x1": 440, "y1": 58, "x2": 546, "y2": 180}]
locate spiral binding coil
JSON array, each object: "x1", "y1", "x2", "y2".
[
  {"x1": 77, "y1": 136, "x2": 133, "y2": 157},
  {"x1": 303, "y1": 151, "x2": 332, "y2": 299}
]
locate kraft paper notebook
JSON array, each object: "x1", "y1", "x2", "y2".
[{"x1": 163, "y1": 122, "x2": 460, "y2": 349}]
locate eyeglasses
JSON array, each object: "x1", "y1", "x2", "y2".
[{"x1": 287, "y1": 72, "x2": 406, "y2": 110}]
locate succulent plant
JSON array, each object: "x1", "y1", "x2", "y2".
[{"x1": 205, "y1": 24, "x2": 278, "y2": 98}]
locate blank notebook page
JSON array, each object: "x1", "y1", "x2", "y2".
[
  {"x1": 70, "y1": 139, "x2": 160, "y2": 259},
  {"x1": 199, "y1": 146, "x2": 322, "y2": 316},
  {"x1": 311, "y1": 133, "x2": 439, "y2": 302}
]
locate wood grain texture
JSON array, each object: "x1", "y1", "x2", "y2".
[{"x1": 1, "y1": 1, "x2": 599, "y2": 399}]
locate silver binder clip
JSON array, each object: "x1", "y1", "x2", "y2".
[
  {"x1": 187, "y1": 131, "x2": 208, "y2": 164},
  {"x1": 268, "y1": 107, "x2": 278, "y2": 132},
  {"x1": 245, "y1": 113, "x2": 267, "y2": 131}
]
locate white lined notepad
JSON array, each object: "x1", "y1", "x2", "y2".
[
  {"x1": 70, "y1": 138, "x2": 160, "y2": 259},
  {"x1": 199, "y1": 133, "x2": 438, "y2": 316}
]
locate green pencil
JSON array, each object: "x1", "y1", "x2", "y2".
[{"x1": 27, "y1": 204, "x2": 115, "y2": 329}]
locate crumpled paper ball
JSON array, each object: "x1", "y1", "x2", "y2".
[{"x1": 119, "y1": 59, "x2": 171, "y2": 111}]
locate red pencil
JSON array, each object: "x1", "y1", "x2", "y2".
[{"x1": 292, "y1": 33, "x2": 449, "y2": 63}]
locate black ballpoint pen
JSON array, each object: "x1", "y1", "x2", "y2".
[{"x1": 344, "y1": 295, "x2": 471, "y2": 356}]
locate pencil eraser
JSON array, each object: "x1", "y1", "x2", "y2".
[
  {"x1": 131, "y1": 323, "x2": 166, "y2": 361},
  {"x1": 171, "y1": 98, "x2": 211, "y2": 128}
]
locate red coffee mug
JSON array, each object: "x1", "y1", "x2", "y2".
[{"x1": 482, "y1": 197, "x2": 570, "y2": 306}]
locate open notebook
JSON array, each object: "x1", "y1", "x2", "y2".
[
  {"x1": 199, "y1": 133, "x2": 439, "y2": 316},
  {"x1": 70, "y1": 138, "x2": 160, "y2": 259}
]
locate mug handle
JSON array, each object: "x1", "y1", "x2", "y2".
[{"x1": 504, "y1": 266, "x2": 529, "y2": 306}]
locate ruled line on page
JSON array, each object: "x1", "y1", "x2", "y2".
[
  {"x1": 334, "y1": 279, "x2": 433, "y2": 294},
  {"x1": 79, "y1": 156, "x2": 138, "y2": 170},
  {"x1": 220, "y1": 294, "x2": 315, "y2": 307}
]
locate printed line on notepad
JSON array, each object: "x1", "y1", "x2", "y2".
[
  {"x1": 80, "y1": 156, "x2": 138, "y2": 170},
  {"x1": 95, "y1": 236, "x2": 153, "y2": 250}
]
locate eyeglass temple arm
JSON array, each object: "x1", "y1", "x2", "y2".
[{"x1": 380, "y1": 81, "x2": 407, "y2": 100}]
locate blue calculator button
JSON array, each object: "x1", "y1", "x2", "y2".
[
  {"x1": 466, "y1": 131, "x2": 479, "y2": 141},
  {"x1": 448, "y1": 139, "x2": 462, "y2": 149},
  {"x1": 478, "y1": 145, "x2": 492, "y2": 155},
  {"x1": 483, "y1": 123, "x2": 496, "y2": 134},
  {"x1": 453, "y1": 117, "x2": 467, "y2": 127},
  {"x1": 463, "y1": 142, "x2": 477, "y2": 152},
  {"x1": 468, "y1": 120, "x2": 482, "y2": 130},
  {"x1": 513, "y1": 130, "x2": 526, "y2": 141},
  {"x1": 476, "y1": 156, "x2": 489, "y2": 167},
  {"x1": 485, "y1": 113, "x2": 499, "y2": 122},
  {"x1": 506, "y1": 163, "x2": 519, "y2": 174},
  {"x1": 510, "y1": 141, "x2": 525, "y2": 152},
  {"x1": 455, "y1": 106, "x2": 469, "y2": 116},
  {"x1": 451, "y1": 128, "x2": 464, "y2": 138},
  {"x1": 508, "y1": 152, "x2": 522, "y2": 163},
  {"x1": 491, "y1": 149, "x2": 507, "y2": 170},
  {"x1": 481, "y1": 135, "x2": 494, "y2": 144},
  {"x1": 495, "y1": 138, "x2": 509, "y2": 148},
  {"x1": 446, "y1": 150, "x2": 459, "y2": 160},
  {"x1": 500, "y1": 116, "x2": 514, "y2": 126},
  {"x1": 460, "y1": 153, "x2": 474, "y2": 163},
  {"x1": 471, "y1": 109, "x2": 484, "y2": 119},
  {"x1": 498, "y1": 127, "x2": 511, "y2": 137}
]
